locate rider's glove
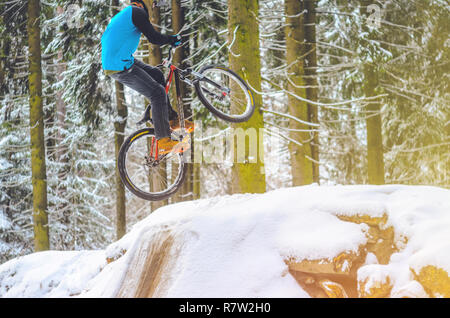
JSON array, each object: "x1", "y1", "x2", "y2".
[{"x1": 169, "y1": 34, "x2": 182, "y2": 47}]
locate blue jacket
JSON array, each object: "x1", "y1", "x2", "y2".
[{"x1": 101, "y1": 5, "x2": 170, "y2": 71}]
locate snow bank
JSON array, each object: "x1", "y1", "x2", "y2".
[
  {"x1": 0, "y1": 250, "x2": 105, "y2": 297},
  {"x1": 0, "y1": 185, "x2": 448, "y2": 297}
]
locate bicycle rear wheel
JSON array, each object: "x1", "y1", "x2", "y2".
[
  {"x1": 118, "y1": 128, "x2": 187, "y2": 201},
  {"x1": 194, "y1": 65, "x2": 255, "y2": 123}
]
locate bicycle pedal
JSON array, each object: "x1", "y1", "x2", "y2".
[
  {"x1": 171, "y1": 129, "x2": 191, "y2": 140},
  {"x1": 174, "y1": 142, "x2": 190, "y2": 154},
  {"x1": 174, "y1": 135, "x2": 191, "y2": 153}
]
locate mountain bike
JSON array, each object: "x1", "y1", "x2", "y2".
[{"x1": 118, "y1": 46, "x2": 255, "y2": 201}]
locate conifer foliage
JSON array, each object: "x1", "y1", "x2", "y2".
[{"x1": 0, "y1": 0, "x2": 447, "y2": 263}]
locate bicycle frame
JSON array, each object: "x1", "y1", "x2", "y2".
[
  {"x1": 163, "y1": 48, "x2": 230, "y2": 98},
  {"x1": 147, "y1": 48, "x2": 188, "y2": 162},
  {"x1": 148, "y1": 47, "x2": 231, "y2": 161}
]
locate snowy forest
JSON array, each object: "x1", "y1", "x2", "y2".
[{"x1": 0, "y1": 0, "x2": 448, "y2": 265}]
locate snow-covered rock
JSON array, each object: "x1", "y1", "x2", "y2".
[{"x1": 0, "y1": 185, "x2": 449, "y2": 298}]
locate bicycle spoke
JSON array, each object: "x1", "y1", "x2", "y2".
[
  {"x1": 123, "y1": 133, "x2": 184, "y2": 196},
  {"x1": 198, "y1": 68, "x2": 251, "y2": 119}
]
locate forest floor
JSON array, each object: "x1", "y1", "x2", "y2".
[{"x1": 0, "y1": 185, "x2": 449, "y2": 298}]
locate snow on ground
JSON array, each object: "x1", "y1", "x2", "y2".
[
  {"x1": 0, "y1": 185, "x2": 448, "y2": 297},
  {"x1": 0, "y1": 250, "x2": 105, "y2": 297}
]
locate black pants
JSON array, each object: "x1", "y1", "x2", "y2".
[{"x1": 110, "y1": 59, "x2": 178, "y2": 139}]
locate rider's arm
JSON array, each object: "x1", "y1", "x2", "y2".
[{"x1": 131, "y1": 6, "x2": 170, "y2": 45}]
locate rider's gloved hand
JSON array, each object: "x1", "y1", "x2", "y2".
[{"x1": 169, "y1": 34, "x2": 182, "y2": 47}]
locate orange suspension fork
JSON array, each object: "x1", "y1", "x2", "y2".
[
  {"x1": 151, "y1": 64, "x2": 176, "y2": 161},
  {"x1": 150, "y1": 136, "x2": 158, "y2": 160},
  {"x1": 165, "y1": 65, "x2": 177, "y2": 94}
]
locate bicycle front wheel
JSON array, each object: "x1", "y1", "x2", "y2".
[
  {"x1": 118, "y1": 128, "x2": 187, "y2": 201},
  {"x1": 194, "y1": 65, "x2": 255, "y2": 123}
]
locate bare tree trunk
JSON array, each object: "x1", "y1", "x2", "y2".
[
  {"x1": 113, "y1": 0, "x2": 128, "y2": 238},
  {"x1": 192, "y1": 163, "x2": 200, "y2": 199},
  {"x1": 364, "y1": 64, "x2": 385, "y2": 184},
  {"x1": 114, "y1": 82, "x2": 127, "y2": 239},
  {"x1": 303, "y1": 0, "x2": 320, "y2": 183},
  {"x1": 191, "y1": 22, "x2": 201, "y2": 200},
  {"x1": 28, "y1": 0, "x2": 49, "y2": 251},
  {"x1": 228, "y1": 0, "x2": 266, "y2": 194},
  {"x1": 171, "y1": 0, "x2": 194, "y2": 202},
  {"x1": 144, "y1": 0, "x2": 169, "y2": 210},
  {"x1": 285, "y1": 0, "x2": 313, "y2": 186},
  {"x1": 360, "y1": 0, "x2": 385, "y2": 185},
  {"x1": 147, "y1": 0, "x2": 162, "y2": 65}
]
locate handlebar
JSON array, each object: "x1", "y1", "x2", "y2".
[
  {"x1": 163, "y1": 45, "x2": 181, "y2": 67},
  {"x1": 164, "y1": 33, "x2": 185, "y2": 66},
  {"x1": 167, "y1": 46, "x2": 175, "y2": 63}
]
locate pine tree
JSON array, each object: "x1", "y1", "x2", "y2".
[
  {"x1": 114, "y1": 80, "x2": 127, "y2": 239},
  {"x1": 28, "y1": 0, "x2": 50, "y2": 251},
  {"x1": 228, "y1": 0, "x2": 266, "y2": 193},
  {"x1": 360, "y1": 0, "x2": 385, "y2": 185},
  {"x1": 303, "y1": 0, "x2": 320, "y2": 183},
  {"x1": 42, "y1": 0, "x2": 115, "y2": 250},
  {"x1": 363, "y1": 63, "x2": 385, "y2": 184},
  {"x1": 147, "y1": 0, "x2": 169, "y2": 210},
  {"x1": 171, "y1": 0, "x2": 194, "y2": 202},
  {"x1": 0, "y1": 0, "x2": 35, "y2": 262},
  {"x1": 285, "y1": 0, "x2": 313, "y2": 186},
  {"x1": 111, "y1": 0, "x2": 128, "y2": 240},
  {"x1": 378, "y1": 0, "x2": 449, "y2": 186}
]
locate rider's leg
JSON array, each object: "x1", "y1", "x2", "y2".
[
  {"x1": 132, "y1": 60, "x2": 194, "y2": 132},
  {"x1": 132, "y1": 59, "x2": 179, "y2": 121},
  {"x1": 110, "y1": 63, "x2": 171, "y2": 140}
]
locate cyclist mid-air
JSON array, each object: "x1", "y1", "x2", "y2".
[
  {"x1": 101, "y1": 0, "x2": 194, "y2": 155},
  {"x1": 105, "y1": 1, "x2": 256, "y2": 201}
]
